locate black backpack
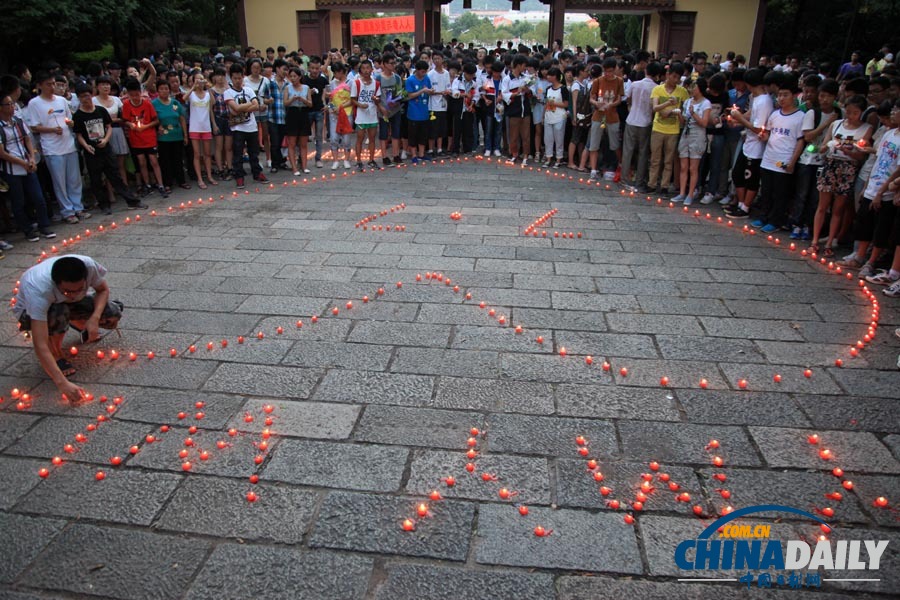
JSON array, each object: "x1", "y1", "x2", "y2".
[{"x1": 575, "y1": 80, "x2": 593, "y2": 126}]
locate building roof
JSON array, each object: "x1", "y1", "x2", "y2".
[
  {"x1": 316, "y1": 0, "x2": 451, "y2": 8},
  {"x1": 527, "y1": 0, "x2": 675, "y2": 8}
]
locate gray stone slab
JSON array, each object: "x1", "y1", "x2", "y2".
[
  {"x1": 275, "y1": 264, "x2": 357, "y2": 281},
  {"x1": 637, "y1": 296, "x2": 732, "y2": 316},
  {"x1": 555, "y1": 331, "x2": 659, "y2": 359},
  {"x1": 487, "y1": 414, "x2": 617, "y2": 458},
  {"x1": 229, "y1": 398, "x2": 359, "y2": 440},
  {"x1": 551, "y1": 291, "x2": 640, "y2": 312},
  {"x1": 309, "y1": 491, "x2": 475, "y2": 560},
  {"x1": 556, "y1": 384, "x2": 681, "y2": 421},
  {"x1": 756, "y1": 340, "x2": 872, "y2": 368},
  {"x1": 600, "y1": 358, "x2": 728, "y2": 390},
  {"x1": 355, "y1": 405, "x2": 483, "y2": 449},
  {"x1": 254, "y1": 315, "x2": 352, "y2": 341},
  {"x1": 513, "y1": 273, "x2": 596, "y2": 292},
  {"x1": 214, "y1": 276, "x2": 303, "y2": 295},
  {"x1": 465, "y1": 287, "x2": 552, "y2": 308},
  {"x1": 281, "y1": 340, "x2": 393, "y2": 371},
  {"x1": 500, "y1": 353, "x2": 612, "y2": 384},
  {"x1": 749, "y1": 426, "x2": 900, "y2": 473},
  {"x1": 153, "y1": 290, "x2": 247, "y2": 312},
  {"x1": 18, "y1": 463, "x2": 181, "y2": 525},
  {"x1": 161, "y1": 309, "x2": 264, "y2": 334},
  {"x1": 698, "y1": 467, "x2": 871, "y2": 524},
  {"x1": 830, "y1": 368, "x2": 900, "y2": 399},
  {"x1": 416, "y1": 302, "x2": 509, "y2": 325},
  {"x1": 374, "y1": 563, "x2": 555, "y2": 600},
  {"x1": 5, "y1": 416, "x2": 155, "y2": 463},
  {"x1": 128, "y1": 425, "x2": 264, "y2": 477},
  {"x1": 557, "y1": 576, "x2": 790, "y2": 600},
  {"x1": 618, "y1": 421, "x2": 762, "y2": 466},
  {"x1": 406, "y1": 450, "x2": 551, "y2": 503},
  {"x1": 607, "y1": 312, "x2": 705, "y2": 335},
  {"x1": 185, "y1": 545, "x2": 373, "y2": 600},
  {"x1": 451, "y1": 324, "x2": 554, "y2": 353},
  {"x1": 0, "y1": 413, "x2": 40, "y2": 451},
  {"x1": 181, "y1": 337, "x2": 295, "y2": 365},
  {"x1": 717, "y1": 363, "x2": 843, "y2": 394},
  {"x1": 264, "y1": 439, "x2": 408, "y2": 491},
  {"x1": 678, "y1": 389, "x2": 811, "y2": 427},
  {"x1": 433, "y1": 377, "x2": 555, "y2": 415},
  {"x1": 331, "y1": 300, "x2": 421, "y2": 322},
  {"x1": 203, "y1": 363, "x2": 322, "y2": 399},
  {"x1": 235, "y1": 295, "x2": 330, "y2": 316},
  {"x1": 794, "y1": 394, "x2": 900, "y2": 433},
  {"x1": 656, "y1": 334, "x2": 767, "y2": 363},
  {"x1": 392, "y1": 347, "x2": 501, "y2": 378},
  {"x1": 0, "y1": 455, "x2": 46, "y2": 509},
  {"x1": 475, "y1": 504, "x2": 642, "y2": 573},
  {"x1": 699, "y1": 316, "x2": 805, "y2": 341},
  {"x1": 347, "y1": 321, "x2": 452, "y2": 347},
  {"x1": 513, "y1": 307, "x2": 609, "y2": 331},
  {"x1": 20, "y1": 523, "x2": 209, "y2": 599},
  {"x1": 156, "y1": 476, "x2": 319, "y2": 543},
  {"x1": 724, "y1": 299, "x2": 822, "y2": 321},
  {"x1": 0, "y1": 512, "x2": 66, "y2": 584},
  {"x1": 97, "y1": 358, "x2": 218, "y2": 390},
  {"x1": 556, "y1": 458, "x2": 700, "y2": 515},
  {"x1": 312, "y1": 370, "x2": 435, "y2": 407}
]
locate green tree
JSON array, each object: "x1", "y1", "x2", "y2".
[
  {"x1": 590, "y1": 14, "x2": 641, "y2": 50},
  {"x1": 566, "y1": 23, "x2": 605, "y2": 50},
  {"x1": 451, "y1": 11, "x2": 485, "y2": 38}
]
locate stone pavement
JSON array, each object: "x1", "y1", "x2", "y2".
[{"x1": 0, "y1": 159, "x2": 899, "y2": 599}]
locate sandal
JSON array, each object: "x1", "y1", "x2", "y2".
[
  {"x1": 198, "y1": 182, "x2": 208, "y2": 190},
  {"x1": 823, "y1": 247, "x2": 834, "y2": 258},
  {"x1": 180, "y1": 183, "x2": 192, "y2": 190},
  {"x1": 56, "y1": 358, "x2": 76, "y2": 377},
  {"x1": 208, "y1": 179, "x2": 219, "y2": 186},
  {"x1": 808, "y1": 243, "x2": 820, "y2": 254}
]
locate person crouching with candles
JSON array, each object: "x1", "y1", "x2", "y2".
[{"x1": 13, "y1": 255, "x2": 124, "y2": 402}]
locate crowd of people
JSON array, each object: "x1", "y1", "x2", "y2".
[{"x1": 1, "y1": 41, "x2": 900, "y2": 297}]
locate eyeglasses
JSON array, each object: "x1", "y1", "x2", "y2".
[{"x1": 0, "y1": 102, "x2": 14, "y2": 106}]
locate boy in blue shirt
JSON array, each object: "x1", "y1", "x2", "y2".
[{"x1": 405, "y1": 60, "x2": 434, "y2": 164}]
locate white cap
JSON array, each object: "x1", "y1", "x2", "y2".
[{"x1": 886, "y1": 53, "x2": 894, "y2": 62}]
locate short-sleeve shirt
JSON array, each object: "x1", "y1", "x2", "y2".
[
  {"x1": 427, "y1": 69, "x2": 451, "y2": 112},
  {"x1": 742, "y1": 93, "x2": 774, "y2": 160},
  {"x1": 14, "y1": 255, "x2": 107, "y2": 320},
  {"x1": 25, "y1": 95, "x2": 77, "y2": 156},
  {"x1": 223, "y1": 85, "x2": 258, "y2": 133},
  {"x1": 863, "y1": 129, "x2": 900, "y2": 201},
  {"x1": 761, "y1": 108, "x2": 805, "y2": 172},
  {"x1": 0, "y1": 116, "x2": 32, "y2": 176},
  {"x1": 798, "y1": 109, "x2": 835, "y2": 166},
  {"x1": 351, "y1": 78, "x2": 380, "y2": 125},
  {"x1": 151, "y1": 98, "x2": 186, "y2": 142},
  {"x1": 682, "y1": 97, "x2": 712, "y2": 130},
  {"x1": 405, "y1": 74, "x2": 433, "y2": 121},
  {"x1": 187, "y1": 91, "x2": 213, "y2": 134},
  {"x1": 73, "y1": 106, "x2": 111, "y2": 148},
  {"x1": 121, "y1": 99, "x2": 158, "y2": 148},
  {"x1": 302, "y1": 74, "x2": 329, "y2": 112},
  {"x1": 650, "y1": 84, "x2": 689, "y2": 135},
  {"x1": 590, "y1": 76, "x2": 624, "y2": 124}
]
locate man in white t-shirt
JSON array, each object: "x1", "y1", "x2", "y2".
[
  {"x1": 224, "y1": 63, "x2": 267, "y2": 189},
  {"x1": 725, "y1": 69, "x2": 773, "y2": 219},
  {"x1": 752, "y1": 79, "x2": 806, "y2": 233},
  {"x1": 622, "y1": 62, "x2": 661, "y2": 192},
  {"x1": 14, "y1": 255, "x2": 124, "y2": 402},
  {"x1": 428, "y1": 53, "x2": 452, "y2": 156},
  {"x1": 25, "y1": 72, "x2": 89, "y2": 224}
]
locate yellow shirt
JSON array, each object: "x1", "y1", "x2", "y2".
[{"x1": 651, "y1": 83, "x2": 689, "y2": 135}]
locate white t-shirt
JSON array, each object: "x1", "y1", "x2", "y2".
[
  {"x1": 682, "y1": 97, "x2": 712, "y2": 130},
  {"x1": 187, "y1": 91, "x2": 213, "y2": 134},
  {"x1": 625, "y1": 77, "x2": 656, "y2": 128},
  {"x1": 14, "y1": 255, "x2": 107, "y2": 320},
  {"x1": 223, "y1": 85, "x2": 258, "y2": 133},
  {"x1": 543, "y1": 85, "x2": 569, "y2": 125},
  {"x1": 863, "y1": 128, "x2": 900, "y2": 201},
  {"x1": 25, "y1": 95, "x2": 77, "y2": 156},
  {"x1": 859, "y1": 125, "x2": 888, "y2": 182},
  {"x1": 742, "y1": 93, "x2": 774, "y2": 159},
  {"x1": 761, "y1": 108, "x2": 805, "y2": 172},
  {"x1": 351, "y1": 78, "x2": 380, "y2": 125},
  {"x1": 92, "y1": 95, "x2": 122, "y2": 121},
  {"x1": 826, "y1": 119, "x2": 872, "y2": 161},
  {"x1": 428, "y1": 68, "x2": 451, "y2": 112},
  {"x1": 798, "y1": 108, "x2": 837, "y2": 166}
]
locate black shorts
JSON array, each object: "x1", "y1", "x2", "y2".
[
  {"x1": 379, "y1": 113, "x2": 402, "y2": 141},
  {"x1": 429, "y1": 112, "x2": 448, "y2": 139},
  {"x1": 571, "y1": 123, "x2": 590, "y2": 146},
  {"x1": 131, "y1": 146, "x2": 158, "y2": 160},
  {"x1": 732, "y1": 154, "x2": 762, "y2": 192},
  {"x1": 18, "y1": 297, "x2": 124, "y2": 335},
  {"x1": 407, "y1": 120, "x2": 429, "y2": 147}
]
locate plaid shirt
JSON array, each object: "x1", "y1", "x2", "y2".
[{"x1": 268, "y1": 78, "x2": 288, "y2": 125}]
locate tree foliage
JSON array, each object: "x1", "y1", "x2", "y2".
[{"x1": 590, "y1": 14, "x2": 642, "y2": 50}]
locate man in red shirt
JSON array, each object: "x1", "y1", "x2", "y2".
[
  {"x1": 122, "y1": 78, "x2": 168, "y2": 198},
  {"x1": 587, "y1": 58, "x2": 624, "y2": 181}
]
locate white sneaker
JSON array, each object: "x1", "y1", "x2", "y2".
[
  {"x1": 719, "y1": 194, "x2": 732, "y2": 206},
  {"x1": 343, "y1": 160, "x2": 352, "y2": 169},
  {"x1": 293, "y1": 171, "x2": 301, "y2": 176},
  {"x1": 331, "y1": 161, "x2": 339, "y2": 170},
  {"x1": 267, "y1": 159, "x2": 272, "y2": 168},
  {"x1": 521, "y1": 157, "x2": 528, "y2": 166},
  {"x1": 700, "y1": 193, "x2": 715, "y2": 205},
  {"x1": 401, "y1": 151, "x2": 408, "y2": 160},
  {"x1": 316, "y1": 160, "x2": 324, "y2": 168},
  {"x1": 493, "y1": 150, "x2": 502, "y2": 157},
  {"x1": 303, "y1": 168, "x2": 311, "y2": 174},
  {"x1": 484, "y1": 150, "x2": 491, "y2": 157}
]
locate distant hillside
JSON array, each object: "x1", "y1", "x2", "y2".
[{"x1": 449, "y1": 0, "x2": 548, "y2": 14}]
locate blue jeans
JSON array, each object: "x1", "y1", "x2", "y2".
[
  {"x1": 1, "y1": 172, "x2": 51, "y2": 233},
  {"x1": 43, "y1": 152, "x2": 83, "y2": 217},
  {"x1": 483, "y1": 113, "x2": 502, "y2": 152},
  {"x1": 308, "y1": 110, "x2": 325, "y2": 161}
]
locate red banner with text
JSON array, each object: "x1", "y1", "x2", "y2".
[{"x1": 351, "y1": 15, "x2": 415, "y2": 36}]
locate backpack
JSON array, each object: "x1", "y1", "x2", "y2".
[
  {"x1": 813, "y1": 105, "x2": 842, "y2": 129},
  {"x1": 575, "y1": 80, "x2": 593, "y2": 126},
  {"x1": 354, "y1": 78, "x2": 381, "y2": 119}
]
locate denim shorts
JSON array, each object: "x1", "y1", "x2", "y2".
[{"x1": 18, "y1": 297, "x2": 123, "y2": 335}]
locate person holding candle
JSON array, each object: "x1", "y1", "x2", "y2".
[
  {"x1": 648, "y1": 62, "x2": 688, "y2": 195},
  {"x1": 24, "y1": 71, "x2": 89, "y2": 225},
  {"x1": 810, "y1": 95, "x2": 872, "y2": 256},
  {"x1": 186, "y1": 72, "x2": 219, "y2": 188},
  {"x1": 405, "y1": 60, "x2": 434, "y2": 165},
  {"x1": 450, "y1": 62, "x2": 481, "y2": 156},
  {"x1": 586, "y1": 58, "x2": 624, "y2": 182},
  {"x1": 13, "y1": 255, "x2": 124, "y2": 402},
  {"x1": 724, "y1": 68, "x2": 772, "y2": 219},
  {"x1": 122, "y1": 77, "x2": 168, "y2": 199},
  {"x1": 283, "y1": 66, "x2": 312, "y2": 175},
  {"x1": 224, "y1": 63, "x2": 266, "y2": 189},
  {"x1": 152, "y1": 79, "x2": 190, "y2": 194},
  {"x1": 541, "y1": 66, "x2": 569, "y2": 168},
  {"x1": 210, "y1": 68, "x2": 233, "y2": 181},
  {"x1": 92, "y1": 76, "x2": 131, "y2": 196},
  {"x1": 73, "y1": 84, "x2": 145, "y2": 214},
  {"x1": 427, "y1": 52, "x2": 451, "y2": 158},
  {"x1": 501, "y1": 55, "x2": 533, "y2": 166}
]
